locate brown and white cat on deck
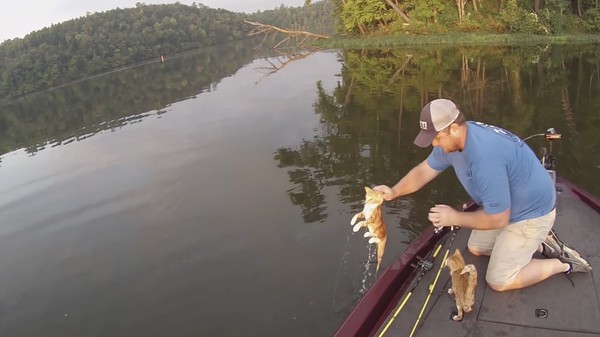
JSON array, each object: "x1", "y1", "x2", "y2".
[
  {"x1": 446, "y1": 249, "x2": 477, "y2": 321},
  {"x1": 350, "y1": 187, "x2": 387, "y2": 272}
]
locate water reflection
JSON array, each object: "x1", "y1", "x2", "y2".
[
  {"x1": 276, "y1": 44, "x2": 600, "y2": 234},
  {"x1": 0, "y1": 40, "x2": 259, "y2": 157},
  {"x1": 0, "y1": 49, "x2": 343, "y2": 337}
]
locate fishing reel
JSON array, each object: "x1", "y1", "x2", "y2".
[{"x1": 412, "y1": 256, "x2": 434, "y2": 271}]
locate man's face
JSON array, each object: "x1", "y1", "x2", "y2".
[{"x1": 432, "y1": 127, "x2": 460, "y2": 153}]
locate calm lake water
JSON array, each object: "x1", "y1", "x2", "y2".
[{"x1": 1, "y1": 41, "x2": 600, "y2": 336}]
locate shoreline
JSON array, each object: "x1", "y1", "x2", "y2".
[{"x1": 313, "y1": 33, "x2": 600, "y2": 48}]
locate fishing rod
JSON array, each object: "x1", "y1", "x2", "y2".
[
  {"x1": 376, "y1": 228, "x2": 457, "y2": 337},
  {"x1": 523, "y1": 127, "x2": 562, "y2": 184}
]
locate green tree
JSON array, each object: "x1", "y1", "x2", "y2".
[{"x1": 340, "y1": 0, "x2": 388, "y2": 34}]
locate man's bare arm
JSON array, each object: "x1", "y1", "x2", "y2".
[{"x1": 374, "y1": 160, "x2": 440, "y2": 200}]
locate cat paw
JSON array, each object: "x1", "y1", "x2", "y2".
[
  {"x1": 447, "y1": 288, "x2": 454, "y2": 295},
  {"x1": 451, "y1": 311, "x2": 463, "y2": 321},
  {"x1": 463, "y1": 306, "x2": 472, "y2": 313},
  {"x1": 352, "y1": 221, "x2": 366, "y2": 232},
  {"x1": 363, "y1": 232, "x2": 373, "y2": 237},
  {"x1": 368, "y1": 237, "x2": 381, "y2": 244}
]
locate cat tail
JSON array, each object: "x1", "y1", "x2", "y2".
[
  {"x1": 460, "y1": 264, "x2": 477, "y2": 275},
  {"x1": 463, "y1": 264, "x2": 478, "y2": 309},
  {"x1": 376, "y1": 236, "x2": 387, "y2": 273}
]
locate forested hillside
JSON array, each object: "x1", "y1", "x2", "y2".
[
  {"x1": 0, "y1": 3, "x2": 248, "y2": 101},
  {"x1": 0, "y1": 1, "x2": 333, "y2": 103}
]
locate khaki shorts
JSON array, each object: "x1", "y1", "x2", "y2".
[{"x1": 467, "y1": 208, "x2": 556, "y2": 286}]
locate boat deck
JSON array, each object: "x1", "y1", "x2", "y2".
[{"x1": 375, "y1": 182, "x2": 600, "y2": 337}]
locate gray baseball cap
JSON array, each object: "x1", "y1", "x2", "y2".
[{"x1": 413, "y1": 99, "x2": 460, "y2": 148}]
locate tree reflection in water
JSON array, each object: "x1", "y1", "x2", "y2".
[{"x1": 275, "y1": 44, "x2": 600, "y2": 230}]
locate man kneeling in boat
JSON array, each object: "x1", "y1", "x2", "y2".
[{"x1": 374, "y1": 99, "x2": 591, "y2": 292}]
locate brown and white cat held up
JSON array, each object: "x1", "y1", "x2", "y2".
[
  {"x1": 445, "y1": 248, "x2": 478, "y2": 321},
  {"x1": 350, "y1": 187, "x2": 387, "y2": 272}
]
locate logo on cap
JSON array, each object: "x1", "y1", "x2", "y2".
[{"x1": 419, "y1": 121, "x2": 428, "y2": 130}]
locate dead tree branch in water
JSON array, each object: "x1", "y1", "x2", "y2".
[
  {"x1": 244, "y1": 20, "x2": 330, "y2": 48},
  {"x1": 388, "y1": 54, "x2": 413, "y2": 85},
  {"x1": 254, "y1": 49, "x2": 320, "y2": 83}
]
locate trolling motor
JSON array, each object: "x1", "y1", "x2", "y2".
[{"x1": 523, "y1": 128, "x2": 562, "y2": 185}]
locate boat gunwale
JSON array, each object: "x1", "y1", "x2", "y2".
[
  {"x1": 557, "y1": 176, "x2": 600, "y2": 214},
  {"x1": 334, "y1": 225, "x2": 450, "y2": 337}
]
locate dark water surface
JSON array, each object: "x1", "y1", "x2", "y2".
[{"x1": 1, "y1": 42, "x2": 600, "y2": 336}]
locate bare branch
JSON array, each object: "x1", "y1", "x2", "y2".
[
  {"x1": 244, "y1": 20, "x2": 330, "y2": 48},
  {"x1": 274, "y1": 36, "x2": 293, "y2": 49}
]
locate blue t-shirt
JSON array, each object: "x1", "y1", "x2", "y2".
[{"x1": 427, "y1": 121, "x2": 555, "y2": 223}]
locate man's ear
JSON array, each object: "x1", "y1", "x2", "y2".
[{"x1": 449, "y1": 123, "x2": 461, "y2": 136}]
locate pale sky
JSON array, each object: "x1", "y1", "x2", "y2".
[{"x1": 0, "y1": 0, "x2": 306, "y2": 42}]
